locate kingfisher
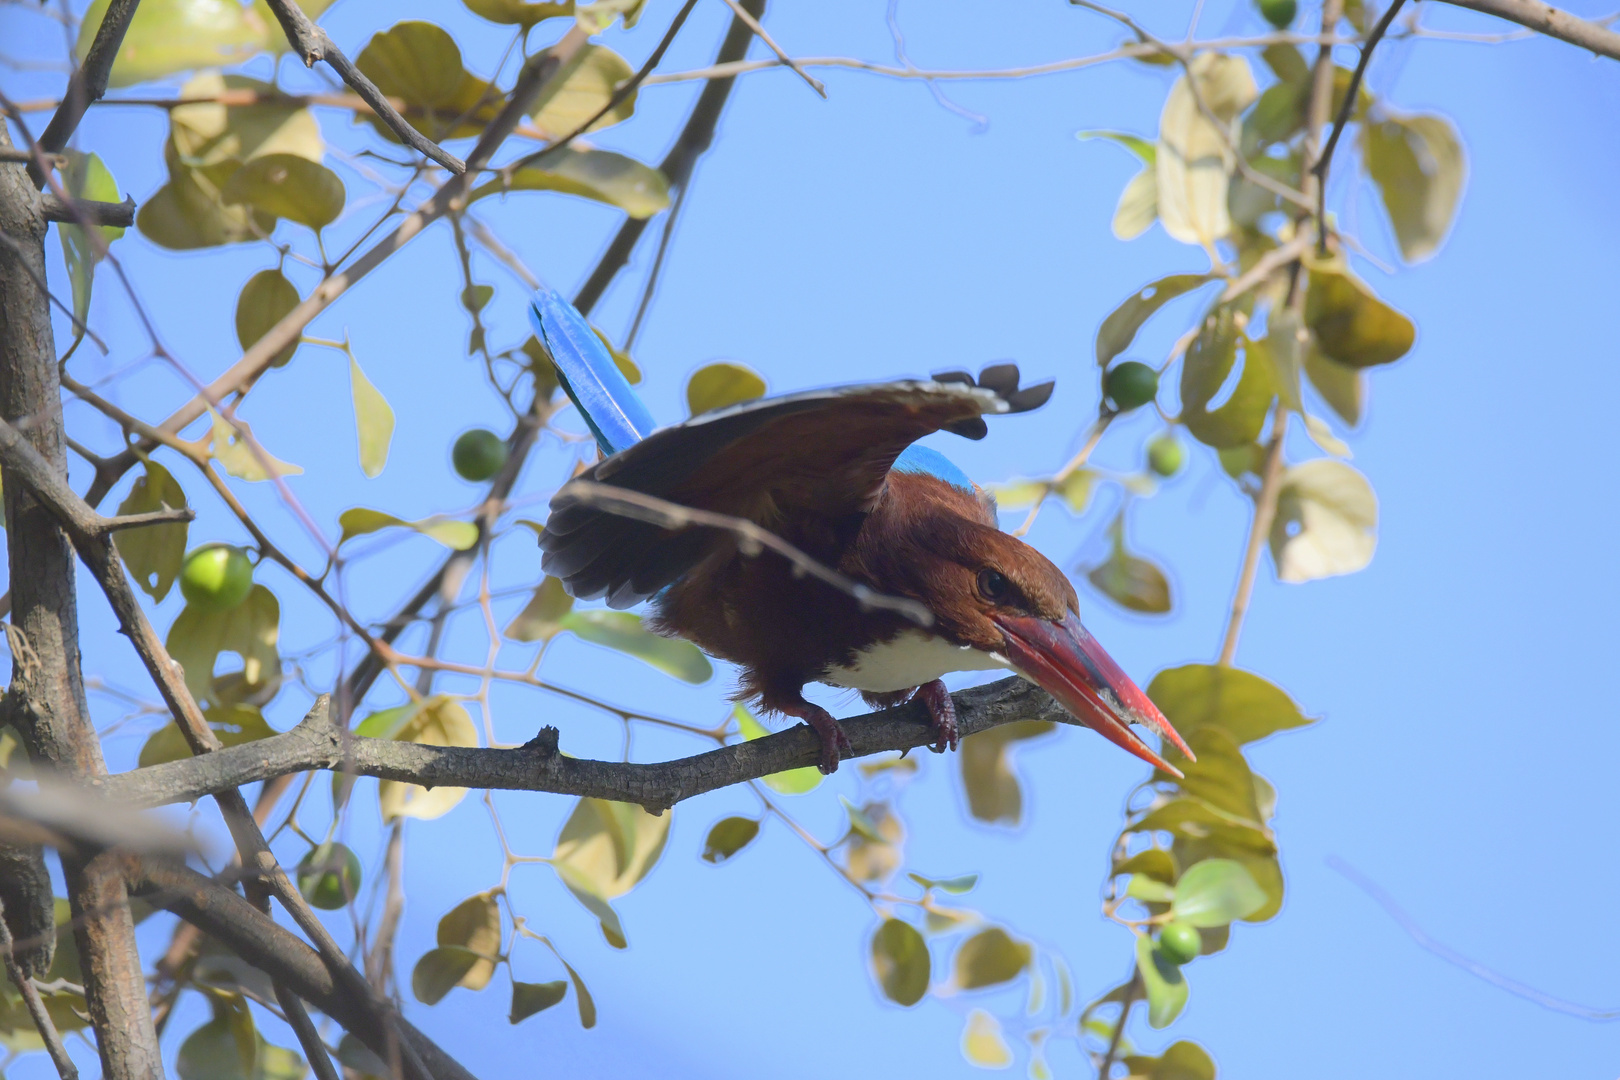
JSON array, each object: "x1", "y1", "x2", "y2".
[{"x1": 529, "y1": 287, "x2": 1191, "y2": 775}]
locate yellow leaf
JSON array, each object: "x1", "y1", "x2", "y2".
[
  {"x1": 377, "y1": 697, "x2": 478, "y2": 821},
  {"x1": 208, "y1": 410, "x2": 301, "y2": 482},
  {"x1": 961, "y1": 1009, "x2": 1013, "y2": 1069},
  {"x1": 348, "y1": 354, "x2": 394, "y2": 478}
]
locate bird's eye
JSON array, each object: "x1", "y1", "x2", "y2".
[{"x1": 977, "y1": 569, "x2": 1011, "y2": 602}]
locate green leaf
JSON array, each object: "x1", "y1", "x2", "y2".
[
  {"x1": 509, "y1": 980, "x2": 569, "y2": 1022},
  {"x1": 560, "y1": 957, "x2": 596, "y2": 1028},
  {"x1": 1135, "y1": 933, "x2": 1189, "y2": 1029},
  {"x1": 56, "y1": 151, "x2": 123, "y2": 333},
  {"x1": 235, "y1": 269, "x2": 301, "y2": 368},
  {"x1": 348, "y1": 353, "x2": 395, "y2": 478},
  {"x1": 1087, "y1": 515, "x2": 1172, "y2": 614},
  {"x1": 1096, "y1": 274, "x2": 1218, "y2": 368},
  {"x1": 734, "y1": 704, "x2": 822, "y2": 794},
  {"x1": 959, "y1": 720, "x2": 1055, "y2": 825},
  {"x1": 1363, "y1": 111, "x2": 1466, "y2": 263},
  {"x1": 686, "y1": 362, "x2": 767, "y2": 416},
  {"x1": 1246, "y1": 81, "x2": 1305, "y2": 147},
  {"x1": 1269, "y1": 459, "x2": 1378, "y2": 582},
  {"x1": 1113, "y1": 167, "x2": 1159, "y2": 240},
  {"x1": 376, "y1": 697, "x2": 478, "y2": 821},
  {"x1": 528, "y1": 45, "x2": 638, "y2": 136},
  {"x1": 870, "y1": 918, "x2": 930, "y2": 1006},
  {"x1": 1180, "y1": 306, "x2": 1277, "y2": 449},
  {"x1": 1261, "y1": 43, "x2": 1309, "y2": 86},
  {"x1": 1157, "y1": 53, "x2": 1257, "y2": 246},
  {"x1": 411, "y1": 946, "x2": 482, "y2": 1005},
  {"x1": 139, "y1": 704, "x2": 274, "y2": 768},
  {"x1": 1146, "y1": 664, "x2": 1312, "y2": 745},
  {"x1": 338, "y1": 508, "x2": 478, "y2": 550},
  {"x1": 166, "y1": 583, "x2": 280, "y2": 708},
  {"x1": 436, "y1": 893, "x2": 501, "y2": 991},
  {"x1": 840, "y1": 796, "x2": 887, "y2": 843},
  {"x1": 221, "y1": 153, "x2": 344, "y2": 230},
  {"x1": 552, "y1": 863, "x2": 628, "y2": 948},
  {"x1": 170, "y1": 75, "x2": 326, "y2": 167},
  {"x1": 1123, "y1": 1041, "x2": 1217, "y2": 1080},
  {"x1": 113, "y1": 459, "x2": 189, "y2": 602},
  {"x1": 1126, "y1": 874, "x2": 1176, "y2": 903},
  {"x1": 1170, "y1": 858, "x2": 1267, "y2": 926},
  {"x1": 575, "y1": 0, "x2": 647, "y2": 32},
  {"x1": 356, "y1": 21, "x2": 472, "y2": 111},
  {"x1": 1130, "y1": 799, "x2": 1276, "y2": 858},
  {"x1": 473, "y1": 148, "x2": 670, "y2": 219},
  {"x1": 1160, "y1": 727, "x2": 1263, "y2": 825},
  {"x1": 208, "y1": 410, "x2": 302, "y2": 482},
  {"x1": 138, "y1": 155, "x2": 275, "y2": 251},
  {"x1": 1305, "y1": 262, "x2": 1416, "y2": 367},
  {"x1": 701, "y1": 816, "x2": 760, "y2": 863},
  {"x1": 175, "y1": 1003, "x2": 259, "y2": 1080},
  {"x1": 1304, "y1": 343, "x2": 1364, "y2": 427},
  {"x1": 953, "y1": 927, "x2": 1031, "y2": 990},
  {"x1": 503, "y1": 576, "x2": 574, "y2": 642},
  {"x1": 907, "y1": 871, "x2": 978, "y2": 895},
  {"x1": 465, "y1": 0, "x2": 573, "y2": 26},
  {"x1": 1112, "y1": 847, "x2": 1177, "y2": 883},
  {"x1": 553, "y1": 797, "x2": 670, "y2": 942},
  {"x1": 294, "y1": 841, "x2": 362, "y2": 910},
  {"x1": 78, "y1": 0, "x2": 261, "y2": 88},
  {"x1": 559, "y1": 610, "x2": 712, "y2": 683},
  {"x1": 961, "y1": 1009, "x2": 1013, "y2": 1067},
  {"x1": 1079, "y1": 130, "x2": 1156, "y2": 165}
]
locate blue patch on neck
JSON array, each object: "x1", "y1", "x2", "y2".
[{"x1": 893, "y1": 445, "x2": 976, "y2": 494}]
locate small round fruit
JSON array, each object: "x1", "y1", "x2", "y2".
[
  {"x1": 452, "y1": 428, "x2": 508, "y2": 482},
  {"x1": 1158, "y1": 920, "x2": 1203, "y2": 965},
  {"x1": 1105, "y1": 361, "x2": 1159, "y2": 412},
  {"x1": 1259, "y1": 0, "x2": 1297, "y2": 27},
  {"x1": 178, "y1": 545, "x2": 254, "y2": 611},
  {"x1": 296, "y1": 842, "x2": 362, "y2": 911},
  {"x1": 1147, "y1": 433, "x2": 1186, "y2": 478}
]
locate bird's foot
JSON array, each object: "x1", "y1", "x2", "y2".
[
  {"x1": 916, "y1": 679, "x2": 959, "y2": 753},
  {"x1": 781, "y1": 701, "x2": 852, "y2": 774}
]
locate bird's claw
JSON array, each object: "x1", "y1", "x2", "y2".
[
  {"x1": 797, "y1": 704, "x2": 852, "y2": 774},
  {"x1": 917, "y1": 680, "x2": 959, "y2": 754}
]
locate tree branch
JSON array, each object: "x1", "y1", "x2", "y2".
[
  {"x1": 0, "y1": 896, "x2": 78, "y2": 1080},
  {"x1": 716, "y1": 0, "x2": 827, "y2": 96},
  {"x1": 1218, "y1": 411, "x2": 1289, "y2": 666},
  {"x1": 1437, "y1": 0, "x2": 1620, "y2": 59},
  {"x1": 260, "y1": 0, "x2": 466, "y2": 174},
  {"x1": 39, "y1": 194, "x2": 135, "y2": 228},
  {"x1": 31, "y1": 0, "x2": 142, "y2": 184},
  {"x1": 99, "y1": 676, "x2": 1072, "y2": 814}
]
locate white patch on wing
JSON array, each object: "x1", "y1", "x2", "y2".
[{"x1": 821, "y1": 630, "x2": 1007, "y2": 694}]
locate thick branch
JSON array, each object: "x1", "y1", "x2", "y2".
[
  {"x1": 100, "y1": 676, "x2": 1072, "y2": 813},
  {"x1": 260, "y1": 0, "x2": 465, "y2": 174},
  {"x1": 1437, "y1": 0, "x2": 1620, "y2": 58},
  {"x1": 39, "y1": 194, "x2": 135, "y2": 228},
  {"x1": 32, "y1": 0, "x2": 142, "y2": 183}
]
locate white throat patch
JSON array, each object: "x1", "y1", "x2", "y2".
[{"x1": 821, "y1": 630, "x2": 1007, "y2": 694}]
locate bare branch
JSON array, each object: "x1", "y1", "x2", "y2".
[
  {"x1": 260, "y1": 0, "x2": 466, "y2": 174},
  {"x1": 1218, "y1": 410, "x2": 1289, "y2": 666},
  {"x1": 32, "y1": 0, "x2": 142, "y2": 183},
  {"x1": 38, "y1": 193, "x2": 135, "y2": 228},
  {"x1": 0, "y1": 896, "x2": 78, "y2": 1080},
  {"x1": 1437, "y1": 0, "x2": 1620, "y2": 59},
  {"x1": 560, "y1": 481, "x2": 935, "y2": 626},
  {"x1": 717, "y1": 0, "x2": 827, "y2": 96}
]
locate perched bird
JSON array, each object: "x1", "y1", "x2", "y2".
[{"x1": 530, "y1": 286, "x2": 1191, "y2": 775}]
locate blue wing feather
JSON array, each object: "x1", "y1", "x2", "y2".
[{"x1": 528, "y1": 286, "x2": 656, "y2": 455}]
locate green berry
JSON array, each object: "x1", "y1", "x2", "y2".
[
  {"x1": 1147, "y1": 433, "x2": 1185, "y2": 478},
  {"x1": 1104, "y1": 361, "x2": 1159, "y2": 412},
  {"x1": 178, "y1": 545, "x2": 253, "y2": 612},
  {"x1": 452, "y1": 428, "x2": 508, "y2": 482},
  {"x1": 296, "y1": 842, "x2": 362, "y2": 911},
  {"x1": 1158, "y1": 920, "x2": 1203, "y2": 965},
  {"x1": 1259, "y1": 0, "x2": 1297, "y2": 27}
]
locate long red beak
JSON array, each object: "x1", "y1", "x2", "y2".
[{"x1": 994, "y1": 610, "x2": 1193, "y2": 777}]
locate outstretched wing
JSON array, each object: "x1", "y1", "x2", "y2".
[{"x1": 540, "y1": 367, "x2": 1054, "y2": 608}]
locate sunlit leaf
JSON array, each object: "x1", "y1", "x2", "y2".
[
  {"x1": 734, "y1": 704, "x2": 822, "y2": 794},
  {"x1": 114, "y1": 459, "x2": 189, "y2": 602},
  {"x1": 436, "y1": 893, "x2": 501, "y2": 991},
  {"x1": 509, "y1": 980, "x2": 568, "y2": 1022},
  {"x1": 1096, "y1": 273, "x2": 1218, "y2": 368},
  {"x1": 954, "y1": 928, "x2": 1031, "y2": 990},
  {"x1": 139, "y1": 703, "x2": 274, "y2": 767},
  {"x1": 355, "y1": 21, "x2": 497, "y2": 141},
  {"x1": 208, "y1": 410, "x2": 302, "y2": 482},
  {"x1": 553, "y1": 797, "x2": 670, "y2": 944},
  {"x1": 1080, "y1": 130, "x2": 1156, "y2": 165},
  {"x1": 1157, "y1": 53, "x2": 1257, "y2": 246},
  {"x1": 959, "y1": 720, "x2": 1055, "y2": 825},
  {"x1": 560, "y1": 610, "x2": 712, "y2": 683},
  {"x1": 348, "y1": 353, "x2": 395, "y2": 478},
  {"x1": 504, "y1": 576, "x2": 574, "y2": 641},
  {"x1": 841, "y1": 795, "x2": 886, "y2": 843},
  {"x1": 1305, "y1": 262, "x2": 1415, "y2": 368},
  {"x1": 871, "y1": 918, "x2": 929, "y2": 1006},
  {"x1": 376, "y1": 697, "x2": 478, "y2": 821},
  {"x1": 222, "y1": 154, "x2": 344, "y2": 230},
  {"x1": 1126, "y1": 874, "x2": 1176, "y2": 903},
  {"x1": 1130, "y1": 799, "x2": 1275, "y2": 858},
  {"x1": 1135, "y1": 933, "x2": 1189, "y2": 1029},
  {"x1": 1112, "y1": 847, "x2": 1177, "y2": 883},
  {"x1": 1180, "y1": 306, "x2": 1276, "y2": 449},
  {"x1": 687, "y1": 362, "x2": 767, "y2": 416},
  {"x1": 1159, "y1": 727, "x2": 1263, "y2": 825},
  {"x1": 1302, "y1": 412, "x2": 1351, "y2": 458},
  {"x1": 1123, "y1": 1040, "x2": 1216, "y2": 1080},
  {"x1": 166, "y1": 583, "x2": 280, "y2": 708},
  {"x1": 701, "y1": 816, "x2": 760, "y2": 864},
  {"x1": 78, "y1": 0, "x2": 261, "y2": 87},
  {"x1": 529, "y1": 45, "x2": 638, "y2": 136},
  {"x1": 1146, "y1": 664, "x2": 1311, "y2": 745},
  {"x1": 1269, "y1": 459, "x2": 1377, "y2": 582},
  {"x1": 171, "y1": 75, "x2": 325, "y2": 167},
  {"x1": 961, "y1": 1009, "x2": 1013, "y2": 1067},
  {"x1": 1170, "y1": 858, "x2": 1267, "y2": 927},
  {"x1": 1112, "y1": 167, "x2": 1159, "y2": 240},
  {"x1": 1363, "y1": 111, "x2": 1466, "y2": 263},
  {"x1": 465, "y1": 0, "x2": 572, "y2": 26},
  {"x1": 337, "y1": 508, "x2": 478, "y2": 550},
  {"x1": 473, "y1": 148, "x2": 670, "y2": 219},
  {"x1": 235, "y1": 268, "x2": 300, "y2": 368}
]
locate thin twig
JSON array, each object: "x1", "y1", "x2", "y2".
[
  {"x1": 0, "y1": 897, "x2": 79, "y2": 1080},
  {"x1": 1436, "y1": 0, "x2": 1620, "y2": 59},
  {"x1": 1095, "y1": 972, "x2": 1140, "y2": 1079},
  {"x1": 558, "y1": 481, "x2": 935, "y2": 626},
  {"x1": 624, "y1": 180, "x2": 689, "y2": 351},
  {"x1": 717, "y1": 0, "x2": 827, "y2": 96},
  {"x1": 1010, "y1": 414, "x2": 1113, "y2": 538},
  {"x1": 1217, "y1": 411, "x2": 1289, "y2": 666},
  {"x1": 31, "y1": 0, "x2": 140, "y2": 184}
]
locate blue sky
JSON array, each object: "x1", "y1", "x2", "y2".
[{"x1": 3, "y1": 0, "x2": 1619, "y2": 1077}]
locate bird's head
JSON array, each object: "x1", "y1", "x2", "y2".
[{"x1": 869, "y1": 478, "x2": 1194, "y2": 775}]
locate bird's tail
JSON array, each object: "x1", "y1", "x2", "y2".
[{"x1": 527, "y1": 285, "x2": 656, "y2": 456}]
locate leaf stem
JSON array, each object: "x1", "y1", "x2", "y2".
[{"x1": 1217, "y1": 410, "x2": 1290, "y2": 666}]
